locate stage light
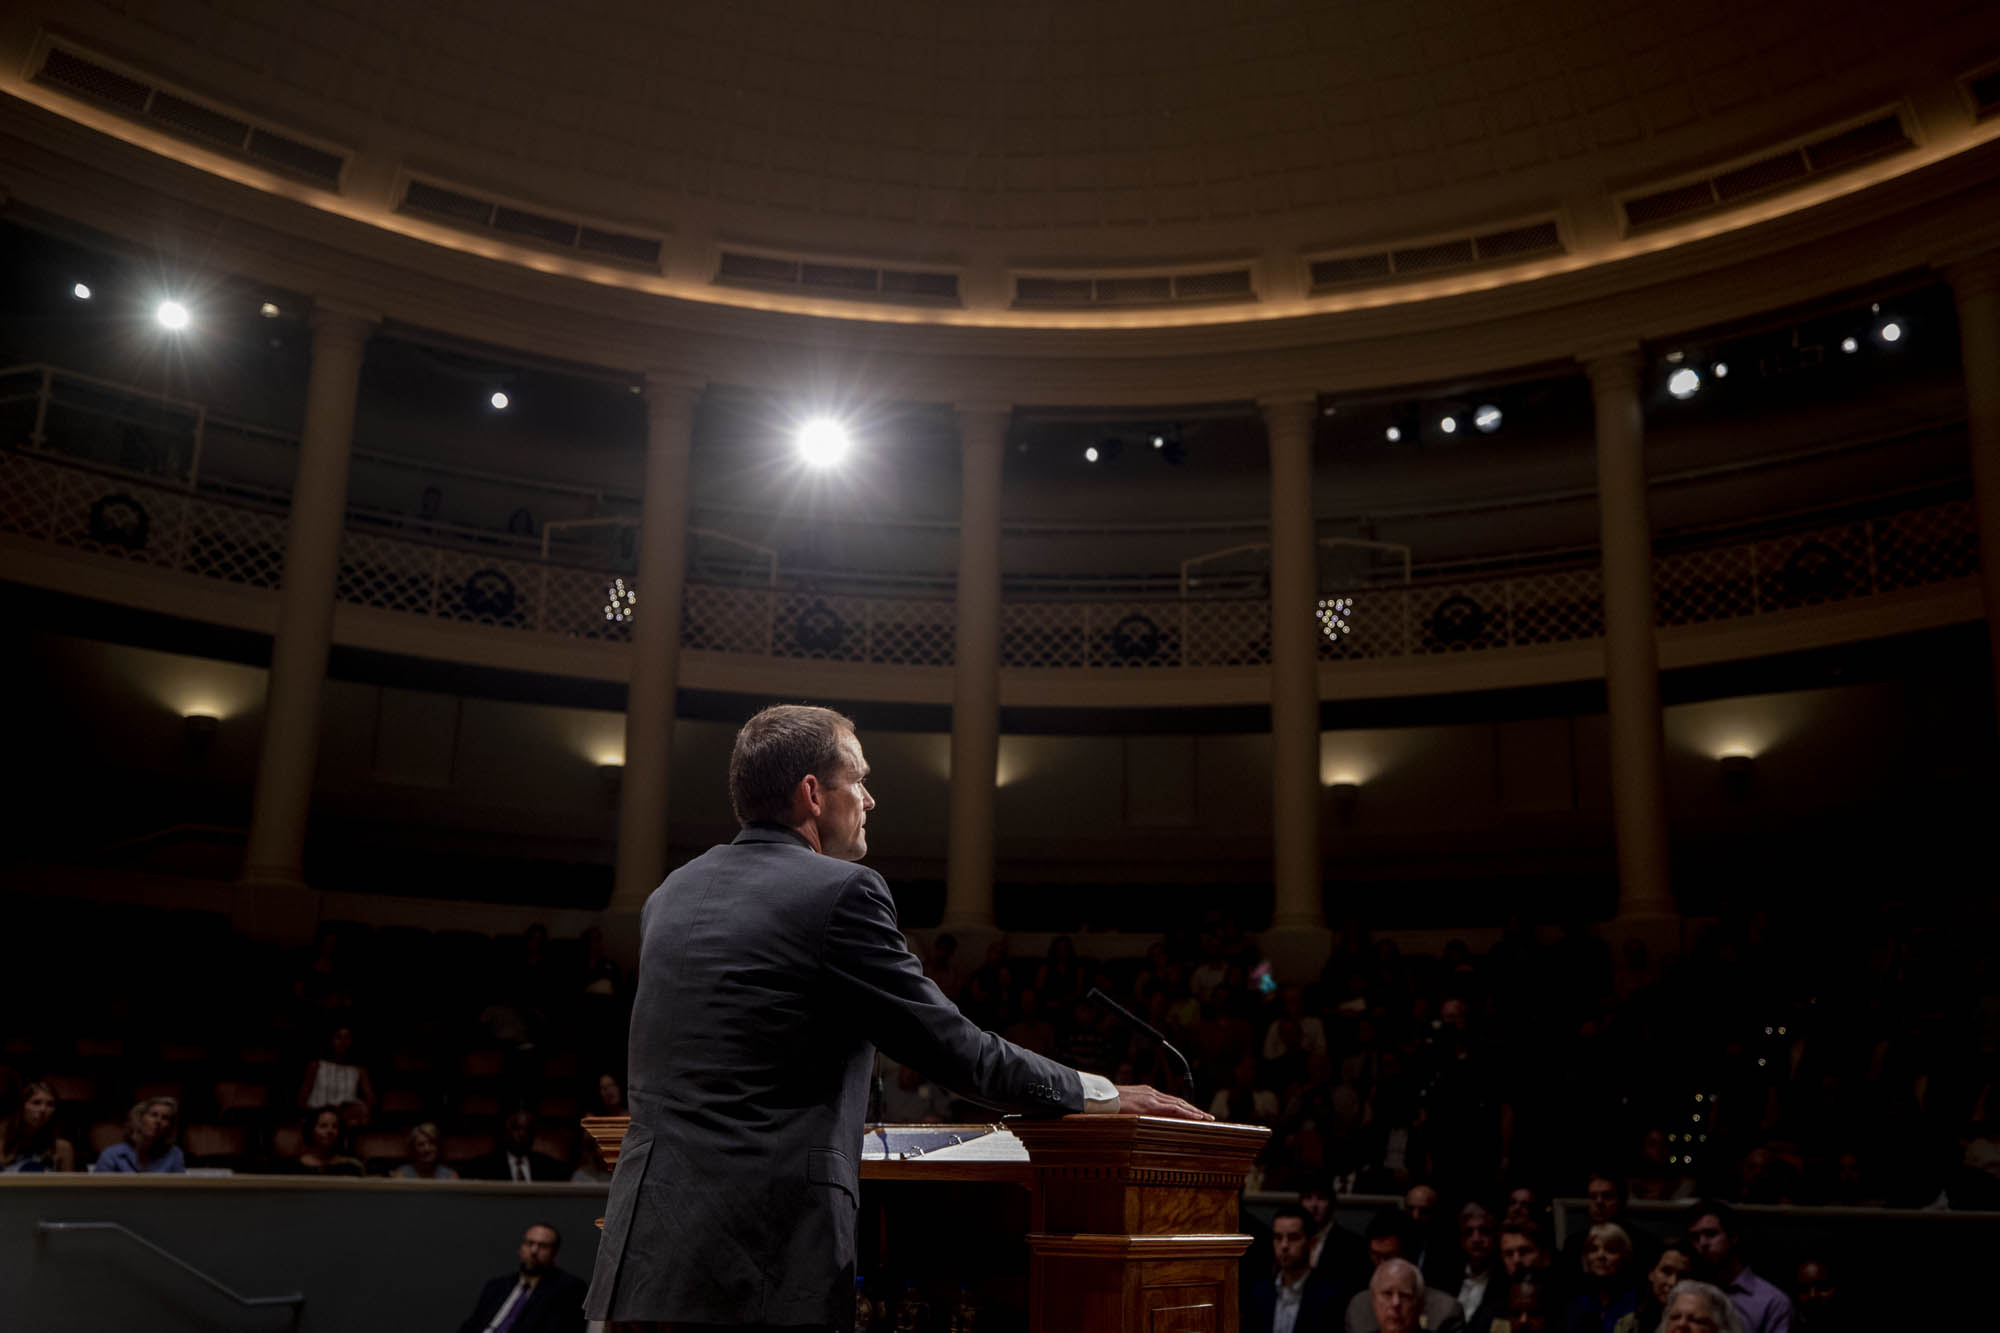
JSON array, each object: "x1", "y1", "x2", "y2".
[
  {"x1": 1840, "y1": 337, "x2": 1859, "y2": 354},
  {"x1": 1439, "y1": 415, "x2": 1458, "y2": 434},
  {"x1": 1473, "y1": 404, "x2": 1501, "y2": 433},
  {"x1": 1084, "y1": 445, "x2": 1100, "y2": 463},
  {"x1": 489, "y1": 390, "x2": 510, "y2": 410},
  {"x1": 1878, "y1": 319, "x2": 1903, "y2": 343},
  {"x1": 1667, "y1": 367, "x2": 1701, "y2": 399},
  {"x1": 259, "y1": 301, "x2": 281, "y2": 317},
  {"x1": 795, "y1": 417, "x2": 850, "y2": 468},
  {"x1": 155, "y1": 299, "x2": 190, "y2": 330},
  {"x1": 182, "y1": 712, "x2": 219, "y2": 756},
  {"x1": 1665, "y1": 349, "x2": 1685, "y2": 363},
  {"x1": 1712, "y1": 362, "x2": 1729, "y2": 379},
  {"x1": 1151, "y1": 434, "x2": 1165, "y2": 449},
  {"x1": 1385, "y1": 426, "x2": 1402, "y2": 443},
  {"x1": 71, "y1": 282, "x2": 92, "y2": 300}
]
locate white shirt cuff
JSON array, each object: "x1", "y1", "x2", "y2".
[{"x1": 1078, "y1": 1071, "x2": 1118, "y2": 1108}]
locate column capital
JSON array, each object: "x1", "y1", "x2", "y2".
[
  {"x1": 1257, "y1": 390, "x2": 1320, "y2": 413},
  {"x1": 641, "y1": 370, "x2": 706, "y2": 408},
  {"x1": 1579, "y1": 342, "x2": 1645, "y2": 390},
  {"x1": 953, "y1": 403, "x2": 1015, "y2": 446},
  {"x1": 307, "y1": 299, "x2": 380, "y2": 343},
  {"x1": 1944, "y1": 249, "x2": 2000, "y2": 303}
]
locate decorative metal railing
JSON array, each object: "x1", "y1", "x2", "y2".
[{"x1": 0, "y1": 446, "x2": 1978, "y2": 673}]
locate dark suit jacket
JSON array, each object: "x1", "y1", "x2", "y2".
[
  {"x1": 467, "y1": 1150, "x2": 570, "y2": 1182},
  {"x1": 1247, "y1": 1266, "x2": 1345, "y2": 1333},
  {"x1": 456, "y1": 1269, "x2": 584, "y2": 1333},
  {"x1": 585, "y1": 824, "x2": 1085, "y2": 1327}
]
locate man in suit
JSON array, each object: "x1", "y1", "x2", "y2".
[
  {"x1": 470, "y1": 1109, "x2": 570, "y2": 1182},
  {"x1": 1247, "y1": 1205, "x2": 1346, "y2": 1333},
  {"x1": 457, "y1": 1223, "x2": 585, "y2": 1333},
  {"x1": 585, "y1": 704, "x2": 1208, "y2": 1331},
  {"x1": 1344, "y1": 1214, "x2": 1466, "y2": 1333}
]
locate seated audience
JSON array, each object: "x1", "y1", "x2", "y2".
[
  {"x1": 1361, "y1": 1258, "x2": 1432, "y2": 1333},
  {"x1": 1212, "y1": 1053, "x2": 1281, "y2": 1124},
  {"x1": 1498, "y1": 1221, "x2": 1552, "y2": 1282},
  {"x1": 296, "y1": 1023, "x2": 375, "y2": 1114},
  {"x1": 590, "y1": 1071, "x2": 627, "y2": 1118},
  {"x1": 1564, "y1": 1223, "x2": 1638, "y2": 1333},
  {"x1": 294, "y1": 1105, "x2": 365, "y2": 1176},
  {"x1": 1247, "y1": 1204, "x2": 1345, "y2": 1333},
  {"x1": 1402, "y1": 1183, "x2": 1444, "y2": 1272},
  {"x1": 471, "y1": 1109, "x2": 570, "y2": 1182},
  {"x1": 94, "y1": 1097, "x2": 184, "y2": 1173},
  {"x1": 1685, "y1": 1202, "x2": 1791, "y2": 1333},
  {"x1": 1564, "y1": 1173, "x2": 1659, "y2": 1276},
  {"x1": 922, "y1": 931, "x2": 965, "y2": 1000},
  {"x1": 1660, "y1": 1280, "x2": 1746, "y2": 1333},
  {"x1": 1346, "y1": 1213, "x2": 1466, "y2": 1333},
  {"x1": 1428, "y1": 1201, "x2": 1503, "y2": 1333},
  {"x1": 1491, "y1": 1275, "x2": 1555, "y2": 1333},
  {"x1": 1300, "y1": 1173, "x2": 1369, "y2": 1294},
  {"x1": 877, "y1": 1057, "x2": 949, "y2": 1123},
  {"x1": 1628, "y1": 1128, "x2": 1696, "y2": 1201},
  {"x1": 1636, "y1": 1238, "x2": 1693, "y2": 1332},
  {"x1": 455, "y1": 1222, "x2": 585, "y2": 1333},
  {"x1": 1790, "y1": 1258, "x2": 1846, "y2": 1332},
  {"x1": 1, "y1": 1081, "x2": 75, "y2": 1172},
  {"x1": 390, "y1": 1122, "x2": 458, "y2": 1180}
]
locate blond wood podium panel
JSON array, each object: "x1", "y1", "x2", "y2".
[{"x1": 582, "y1": 1114, "x2": 1268, "y2": 1333}]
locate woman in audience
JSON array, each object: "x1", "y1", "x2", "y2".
[
  {"x1": 1660, "y1": 1280, "x2": 1746, "y2": 1333},
  {"x1": 1635, "y1": 1239, "x2": 1693, "y2": 1333},
  {"x1": 296, "y1": 1023, "x2": 375, "y2": 1114},
  {"x1": 0, "y1": 1081, "x2": 76, "y2": 1172},
  {"x1": 389, "y1": 1122, "x2": 457, "y2": 1180},
  {"x1": 94, "y1": 1097, "x2": 184, "y2": 1173},
  {"x1": 593, "y1": 1071, "x2": 628, "y2": 1118},
  {"x1": 293, "y1": 1105, "x2": 365, "y2": 1176},
  {"x1": 1566, "y1": 1222, "x2": 1640, "y2": 1333}
]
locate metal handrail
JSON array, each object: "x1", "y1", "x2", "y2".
[{"x1": 37, "y1": 1220, "x2": 306, "y2": 1314}]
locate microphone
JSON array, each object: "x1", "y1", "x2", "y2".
[{"x1": 1086, "y1": 987, "x2": 1198, "y2": 1105}]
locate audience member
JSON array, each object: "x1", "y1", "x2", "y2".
[
  {"x1": 1247, "y1": 1204, "x2": 1345, "y2": 1333},
  {"x1": 1346, "y1": 1213, "x2": 1466, "y2": 1333},
  {"x1": 1402, "y1": 1183, "x2": 1444, "y2": 1271},
  {"x1": 877, "y1": 1057, "x2": 949, "y2": 1123},
  {"x1": 1214, "y1": 1053, "x2": 1282, "y2": 1124},
  {"x1": 1684, "y1": 1202, "x2": 1791, "y2": 1333},
  {"x1": 1498, "y1": 1221, "x2": 1551, "y2": 1282},
  {"x1": 471, "y1": 1109, "x2": 569, "y2": 1182},
  {"x1": 1491, "y1": 1275, "x2": 1555, "y2": 1333},
  {"x1": 296, "y1": 1023, "x2": 375, "y2": 1114},
  {"x1": 0, "y1": 1081, "x2": 75, "y2": 1172},
  {"x1": 1563, "y1": 1173, "x2": 1659, "y2": 1276},
  {"x1": 454, "y1": 1222, "x2": 585, "y2": 1333},
  {"x1": 922, "y1": 932, "x2": 965, "y2": 1000},
  {"x1": 1428, "y1": 1201, "x2": 1503, "y2": 1333},
  {"x1": 1790, "y1": 1258, "x2": 1845, "y2": 1332},
  {"x1": 1636, "y1": 1239, "x2": 1693, "y2": 1332},
  {"x1": 1660, "y1": 1280, "x2": 1746, "y2": 1333},
  {"x1": 1300, "y1": 1173, "x2": 1368, "y2": 1294},
  {"x1": 93, "y1": 1097, "x2": 184, "y2": 1173},
  {"x1": 591, "y1": 1071, "x2": 628, "y2": 1118},
  {"x1": 293, "y1": 1105, "x2": 365, "y2": 1176},
  {"x1": 390, "y1": 1122, "x2": 458, "y2": 1180},
  {"x1": 1360, "y1": 1258, "x2": 1432, "y2": 1333},
  {"x1": 1563, "y1": 1222, "x2": 1639, "y2": 1333},
  {"x1": 1629, "y1": 1129, "x2": 1696, "y2": 1201}
]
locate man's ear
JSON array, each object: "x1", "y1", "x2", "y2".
[{"x1": 795, "y1": 771, "x2": 825, "y2": 818}]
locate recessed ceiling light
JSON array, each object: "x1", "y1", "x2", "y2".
[
  {"x1": 71, "y1": 282, "x2": 92, "y2": 300},
  {"x1": 1667, "y1": 367, "x2": 1701, "y2": 399},
  {"x1": 795, "y1": 417, "x2": 850, "y2": 467},
  {"x1": 155, "y1": 299, "x2": 190, "y2": 330},
  {"x1": 1439, "y1": 415, "x2": 1458, "y2": 434},
  {"x1": 1473, "y1": 404, "x2": 1501, "y2": 433},
  {"x1": 489, "y1": 390, "x2": 511, "y2": 410},
  {"x1": 259, "y1": 301, "x2": 281, "y2": 318}
]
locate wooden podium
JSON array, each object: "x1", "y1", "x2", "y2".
[{"x1": 581, "y1": 1115, "x2": 1268, "y2": 1333}]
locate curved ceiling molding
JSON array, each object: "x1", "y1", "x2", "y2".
[
  {"x1": 1013, "y1": 264, "x2": 1255, "y2": 309},
  {"x1": 398, "y1": 175, "x2": 666, "y2": 270},
  {"x1": 713, "y1": 247, "x2": 961, "y2": 305},
  {"x1": 1306, "y1": 219, "x2": 1565, "y2": 293}
]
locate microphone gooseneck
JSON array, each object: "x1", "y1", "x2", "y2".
[{"x1": 1086, "y1": 986, "x2": 1198, "y2": 1105}]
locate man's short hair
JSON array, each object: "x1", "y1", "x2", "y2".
[
  {"x1": 1500, "y1": 1218, "x2": 1544, "y2": 1241},
  {"x1": 526, "y1": 1221, "x2": 562, "y2": 1253},
  {"x1": 1270, "y1": 1203, "x2": 1312, "y2": 1232},
  {"x1": 1687, "y1": 1198, "x2": 1739, "y2": 1237},
  {"x1": 728, "y1": 705, "x2": 858, "y2": 825},
  {"x1": 1365, "y1": 1210, "x2": 1417, "y2": 1250},
  {"x1": 1370, "y1": 1256, "x2": 1425, "y2": 1294},
  {"x1": 1297, "y1": 1171, "x2": 1335, "y2": 1198}
]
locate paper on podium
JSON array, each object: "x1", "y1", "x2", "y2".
[{"x1": 858, "y1": 1124, "x2": 1028, "y2": 1161}]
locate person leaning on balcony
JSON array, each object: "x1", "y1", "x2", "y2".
[{"x1": 93, "y1": 1096, "x2": 184, "y2": 1173}]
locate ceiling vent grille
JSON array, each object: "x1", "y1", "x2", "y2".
[
  {"x1": 1308, "y1": 217, "x2": 1563, "y2": 292},
  {"x1": 32, "y1": 42, "x2": 346, "y2": 189},
  {"x1": 1970, "y1": 67, "x2": 2000, "y2": 120},
  {"x1": 1619, "y1": 110, "x2": 1913, "y2": 232},
  {"x1": 714, "y1": 250, "x2": 961, "y2": 305},
  {"x1": 1013, "y1": 266, "x2": 1255, "y2": 308},
  {"x1": 399, "y1": 178, "x2": 662, "y2": 269}
]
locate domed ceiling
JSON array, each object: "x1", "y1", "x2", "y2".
[{"x1": 4, "y1": 0, "x2": 1999, "y2": 326}]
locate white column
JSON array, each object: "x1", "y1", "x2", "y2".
[
  {"x1": 1584, "y1": 348, "x2": 1675, "y2": 920},
  {"x1": 1948, "y1": 252, "x2": 2000, "y2": 733},
  {"x1": 608, "y1": 376, "x2": 702, "y2": 915},
  {"x1": 242, "y1": 303, "x2": 377, "y2": 893},
  {"x1": 943, "y1": 405, "x2": 1010, "y2": 931},
  {"x1": 1263, "y1": 395, "x2": 1330, "y2": 974}
]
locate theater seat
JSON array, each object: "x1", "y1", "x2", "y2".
[
  {"x1": 44, "y1": 1072, "x2": 96, "y2": 1106},
  {"x1": 88, "y1": 1121, "x2": 125, "y2": 1157},
  {"x1": 269, "y1": 1125, "x2": 304, "y2": 1161},
  {"x1": 532, "y1": 1128, "x2": 576, "y2": 1165},
  {"x1": 181, "y1": 1123, "x2": 246, "y2": 1167},
  {"x1": 379, "y1": 1086, "x2": 427, "y2": 1118},
  {"x1": 356, "y1": 1129, "x2": 409, "y2": 1172},
  {"x1": 213, "y1": 1080, "x2": 272, "y2": 1117},
  {"x1": 442, "y1": 1133, "x2": 496, "y2": 1165}
]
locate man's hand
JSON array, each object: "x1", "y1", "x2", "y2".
[{"x1": 1085, "y1": 1084, "x2": 1213, "y2": 1120}]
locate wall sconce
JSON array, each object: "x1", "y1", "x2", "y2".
[
  {"x1": 182, "y1": 712, "x2": 219, "y2": 757},
  {"x1": 597, "y1": 762, "x2": 624, "y2": 810},
  {"x1": 1327, "y1": 780, "x2": 1361, "y2": 826},
  {"x1": 1719, "y1": 753, "x2": 1754, "y2": 800}
]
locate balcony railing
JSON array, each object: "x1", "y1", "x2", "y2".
[{"x1": 1, "y1": 442, "x2": 1978, "y2": 672}]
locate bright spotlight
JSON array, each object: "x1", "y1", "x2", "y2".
[
  {"x1": 795, "y1": 417, "x2": 850, "y2": 468},
  {"x1": 489, "y1": 390, "x2": 510, "y2": 410},
  {"x1": 1439, "y1": 415, "x2": 1458, "y2": 434},
  {"x1": 259, "y1": 301, "x2": 281, "y2": 318},
  {"x1": 1473, "y1": 404, "x2": 1502, "y2": 433},
  {"x1": 71, "y1": 282, "x2": 92, "y2": 300},
  {"x1": 1385, "y1": 426, "x2": 1402, "y2": 443},
  {"x1": 155, "y1": 299, "x2": 190, "y2": 330},
  {"x1": 1712, "y1": 362, "x2": 1729, "y2": 379},
  {"x1": 1840, "y1": 336, "x2": 1859, "y2": 354},
  {"x1": 1151, "y1": 434, "x2": 1165, "y2": 449},
  {"x1": 1084, "y1": 445, "x2": 1100, "y2": 463},
  {"x1": 1878, "y1": 320, "x2": 1903, "y2": 343},
  {"x1": 1667, "y1": 367, "x2": 1701, "y2": 399}
]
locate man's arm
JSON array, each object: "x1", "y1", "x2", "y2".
[{"x1": 824, "y1": 871, "x2": 1205, "y2": 1120}]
